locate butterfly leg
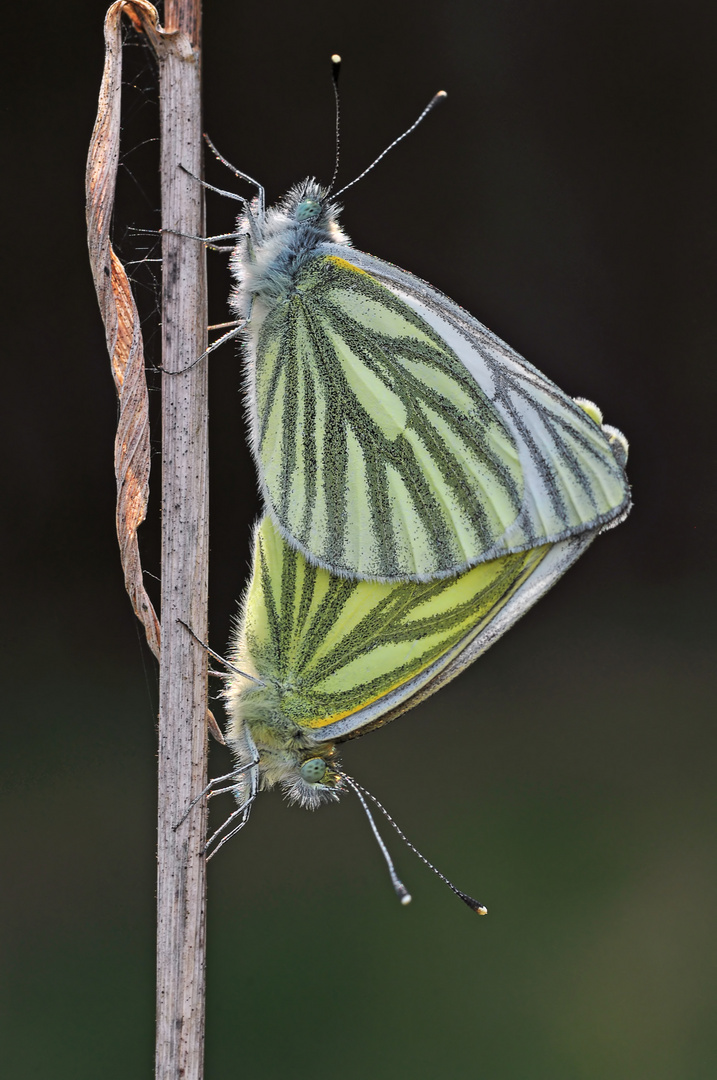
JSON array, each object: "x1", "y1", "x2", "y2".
[
  {"x1": 126, "y1": 223, "x2": 240, "y2": 251},
  {"x1": 204, "y1": 744, "x2": 260, "y2": 859},
  {"x1": 207, "y1": 320, "x2": 243, "y2": 333},
  {"x1": 177, "y1": 618, "x2": 263, "y2": 685},
  {"x1": 179, "y1": 163, "x2": 246, "y2": 205},
  {"x1": 173, "y1": 770, "x2": 238, "y2": 831},
  {"x1": 164, "y1": 227, "x2": 243, "y2": 252},
  {"x1": 200, "y1": 322, "x2": 247, "y2": 358},
  {"x1": 158, "y1": 321, "x2": 247, "y2": 375},
  {"x1": 173, "y1": 757, "x2": 258, "y2": 831},
  {"x1": 206, "y1": 784, "x2": 243, "y2": 798},
  {"x1": 205, "y1": 796, "x2": 256, "y2": 861},
  {"x1": 203, "y1": 134, "x2": 265, "y2": 215}
]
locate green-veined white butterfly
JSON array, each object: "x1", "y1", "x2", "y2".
[
  {"x1": 197, "y1": 463, "x2": 623, "y2": 908},
  {"x1": 189, "y1": 63, "x2": 631, "y2": 907},
  {"x1": 205, "y1": 71, "x2": 630, "y2": 583}
]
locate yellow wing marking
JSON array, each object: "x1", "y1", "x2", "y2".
[{"x1": 325, "y1": 255, "x2": 371, "y2": 276}]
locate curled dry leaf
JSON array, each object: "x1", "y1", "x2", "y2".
[
  {"x1": 85, "y1": 2, "x2": 224, "y2": 745},
  {"x1": 86, "y1": 0, "x2": 163, "y2": 659}
]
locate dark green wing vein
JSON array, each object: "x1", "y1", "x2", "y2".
[
  {"x1": 277, "y1": 529, "x2": 298, "y2": 664},
  {"x1": 488, "y1": 361, "x2": 621, "y2": 524},
  {"x1": 249, "y1": 538, "x2": 283, "y2": 675},
  {"x1": 298, "y1": 365, "x2": 318, "y2": 539},
  {"x1": 255, "y1": 321, "x2": 285, "y2": 448},
  {"x1": 293, "y1": 574, "x2": 359, "y2": 674},
  {"x1": 295, "y1": 300, "x2": 399, "y2": 569}
]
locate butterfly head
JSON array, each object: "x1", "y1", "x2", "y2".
[
  {"x1": 280, "y1": 179, "x2": 345, "y2": 237},
  {"x1": 294, "y1": 196, "x2": 323, "y2": 222},
  {"x1": 252, "y1": 742, "x2": 344, "y2": 810},
  {"x1": 224, "y1": 674, "x2": 345, "y2": 809},
  {"x1": 290, "y1": 753, "x2": 344, "y2": 808}
]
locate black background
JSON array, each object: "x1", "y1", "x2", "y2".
[{"x1": 2, "y1": 1, "x2": 716, "y2": 1077}]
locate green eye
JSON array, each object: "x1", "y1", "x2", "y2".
[
  {"x1": 300, "y1": 758, "x2": 328, "y2": 783},
  {"x1": 296, "y1": 198, "x2": 321, "y2": 221}
]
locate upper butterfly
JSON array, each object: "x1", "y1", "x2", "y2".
[{"x1": 225, "y1": 99, "x2": 630, "y2": 582}]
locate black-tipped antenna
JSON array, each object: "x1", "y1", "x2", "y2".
[
  {"x1": 342, "y1": 774, "x2": 412, "y2": 906},
  {"x1": 328, "y1": 54, "x2": 342, "y2": 194},
  {"x1": 177, "y1": 619, "x2": 264, "y2": 685},
  {"x1": 344, "y1": 773, "x2": 487, "y2": 915},
  {"x1": 333, "y1": 90, "x2": 447, "y2": 199}
]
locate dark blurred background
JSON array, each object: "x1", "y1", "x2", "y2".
[{"x1": 1, "y1": 1, "x2": 715, "y2": 1077}]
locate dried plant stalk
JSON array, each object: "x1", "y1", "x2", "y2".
[
  {"x1": 155, "y1": 0, "x2": 209, "y2": 1077},
  {"x1": 86, "y1": 3, "x2": 211, "y2": 1078}
]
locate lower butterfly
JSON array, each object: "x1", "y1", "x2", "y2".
[{"x1": 197, "y1": 448, "x2": 623, "y2": 910}]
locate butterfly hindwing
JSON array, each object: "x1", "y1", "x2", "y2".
[
  {"x1": 228, "y1": 516, "x2": 551, "y2": 746},
  {"x1": 248, "y1": 249, "x2": 629, "y2": 581}
]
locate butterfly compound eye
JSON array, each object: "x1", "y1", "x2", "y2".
[
  {"x1": 295, "y1": 198, "x2": 322, "y2": 221},
  {"x1": 300, "y1": 758, "x2": 328, "y2": 783}
]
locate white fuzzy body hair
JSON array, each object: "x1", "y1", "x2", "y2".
[
  {"x1": 228, "y1": 179, "x2": 350, "y2": 323},
  {"x1": 226, "y1": 179, "x2": 354, "y2": 580}
]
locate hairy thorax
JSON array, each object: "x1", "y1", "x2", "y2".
[{"x1": 228, "y1": 180, "x2": 350, "y2": 323}]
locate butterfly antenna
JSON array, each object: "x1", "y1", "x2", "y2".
[
  {"x1": 177, "y1": 619, "x2": 264, "y2": 685},
  {"x1": 327, "y1": 54, "x2": 342, "y2": 194},
  {"x1": 342, "y1": 774, "x2": 412, "y2": 906},
  {"x1": 202, "y1": 134, "x2": 266, "y2": 215},
  {"x1": 332, "y1": 89, "x2": 447, "y2": 199},
  {"x1": 345, "y1": 774, "x2": 487, "y2": 915}
]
